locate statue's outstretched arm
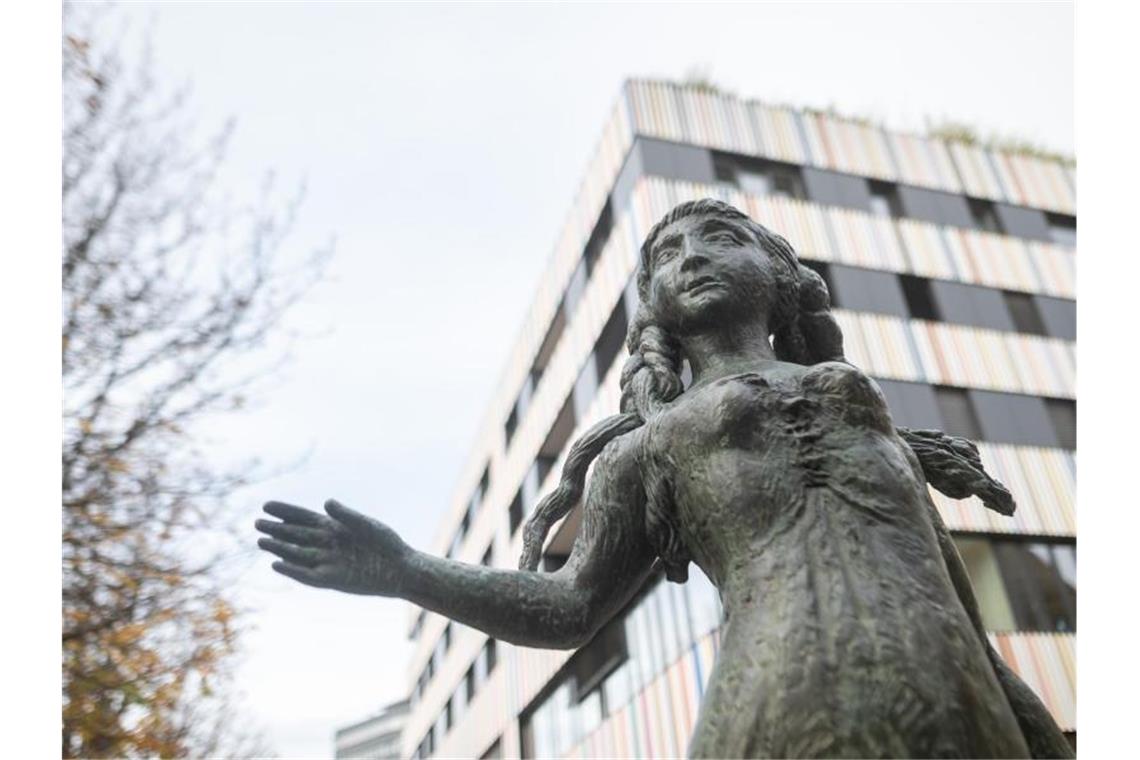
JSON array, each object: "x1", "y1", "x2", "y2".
[{"x1": 254, "y1": 432, "x2": 656, "y2": 650}]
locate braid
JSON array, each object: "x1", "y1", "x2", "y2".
[
  {"x1": 519, "y1": 307, "x2": 686, "y2": 572},
  {"x1": 795, "y1": 264, "x2": 846, "y2": 364}
]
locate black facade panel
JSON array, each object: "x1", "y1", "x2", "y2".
[
  {"x1": 1035, "y1": 295, "x2": 1077, "y2": 341},
  {"x1": 638, "y1": 137, "x2": 717, "y2": 185},
  {"x1": 934, "y1": 386, "x2": 983, "y2": 440},
  {"x1": 969, "y1": 389, "x2": 1059, "y2": 447},
  {"x1": 801, "y1": 167, "x2": 873, "y2": 212},
  {"x1": 828, "y1": 264, "x2": 909, "y2": 318},
  {"x1": 876, "y1": 379, "x2": 943, "y2": 430},
  {"x1": 1046, "y1": 399, "x2": 1077, "y2": 449},
  {"x1": 930, "y1": 280, "x2": 1016, "y2": 332},
  {"x1": 994, "y1": 202, "x2": 1053, "y2": 243},
  {"x1": 896, "y1": 185, "x2": 975, "y2": 228}
]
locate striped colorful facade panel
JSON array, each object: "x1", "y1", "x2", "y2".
[
  {"x1": 833, "y1": 310, "x2": 1076, "y2": 398},
  {"x1": 988, "y1": 633, "x2": 1076, "y2": 732},
  {"x1": 621, "y1": 80, "x2": 1074, "y2": 215},
  {"x1": 943, "y1": 227, "x2": 1044, "y2": 292},
  {"x1": 949, "y1": 142, "x2": 1009, "y2": 202},
  {"x1": 896, "y1": 218, "x2": 961, "y2": 281},
  {"x1": 1028, "y1": 242, "x2": 1077, "y2": 299},
  {"x1": 799, "y1": 110, "x2": 898, "y2": 180},
  {"x1": 752, "y1": 102, "x2": 813, "y2": 165},
  {"x1": 887, "y1": 131, "x2": 963, "y2": 194},
  {"x1": 561, "y1": 630, "x2": 1074, "y2": 757},
  {"x1": 824, "y1": 205, "x2": 910, "y2": 271},
  {"x1": 989, "y1": 152, "x2": 1077, "y2": 215},
  {"x1": 933, "y1": 444, "x2": 1075, "y2": 537},
  {"x1": 629, "y1": 177, "x2": 1076, "y2": 297}
]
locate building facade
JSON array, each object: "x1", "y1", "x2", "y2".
[
  {"x1": 403, "y1": 80, "x2": 1076, "y2": 759},
  {"x1": 335, "y1": 698, "x2": 410, "y2": 759}
]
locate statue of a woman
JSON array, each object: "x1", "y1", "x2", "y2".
[{"x1": 256, "y1": 199, "x2": 1072, "y2": 758}]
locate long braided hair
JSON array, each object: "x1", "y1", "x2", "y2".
[{"x1": 518, "y1": 199, "x2": 846, "y2": 582}]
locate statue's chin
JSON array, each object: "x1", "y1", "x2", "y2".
[{"x1": 672, "y1": 291, "x2": 759, "y2": 335}]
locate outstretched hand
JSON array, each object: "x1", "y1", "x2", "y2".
[{"x1": 255, "y1": 499, "x2": 411, "y2": 597}]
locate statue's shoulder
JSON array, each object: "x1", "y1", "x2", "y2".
[{"x1": 801, "y1": 360, "x2": 879, "y2": 393}]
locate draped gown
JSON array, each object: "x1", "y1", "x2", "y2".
[{"x1": 636, "y1": 361, "x2": 1031, "y2": 758}]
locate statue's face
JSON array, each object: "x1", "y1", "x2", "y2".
[{"x1": 646, "y1": 213, "x2": 779, "y2": 335}]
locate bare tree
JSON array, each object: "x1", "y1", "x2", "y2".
[{"x1": 62, "y1": 4, "x2": 327, "y2": 756}]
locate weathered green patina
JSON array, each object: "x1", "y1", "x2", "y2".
[{"x1": 257, "y1": 199, "x2": 1072, "y2": 758}]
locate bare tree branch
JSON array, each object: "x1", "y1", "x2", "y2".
[{"x1": 62, "y1": 3, "x2": 328, "y2": 757}]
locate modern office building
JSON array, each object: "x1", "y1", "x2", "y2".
[
  {"x1": 403, "y1": 80, "x2": 1076, "y2": 759},
  {"x1": 335, "y1": 698, "x2": 411, "y2": 759}
]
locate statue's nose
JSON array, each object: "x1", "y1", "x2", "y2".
[{"x1": 680, "y1": 239, "x2": 709, "y2": 272}]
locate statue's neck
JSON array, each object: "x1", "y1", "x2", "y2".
[{"x1": 681, "y1": 321, "x2": 778, "y2": 388}]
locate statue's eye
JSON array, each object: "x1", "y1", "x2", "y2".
[
  {"x1": 655, "y1": 247, "x2": 679, "y2": 265},
  {"x1": 707, "y1": 231, "x2": 740, "y2": 245}
]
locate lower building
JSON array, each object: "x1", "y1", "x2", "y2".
[{"x1": 335, "y1": 698, "x2": 409, "y2": 759}]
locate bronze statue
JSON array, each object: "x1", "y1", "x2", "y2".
[{"x1": 256, "y1": 199, "x2": 1072, "y2": 758}]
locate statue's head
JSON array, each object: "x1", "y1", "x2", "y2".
[
  {"x1": 619, "y1": 199, "x2": 843, "y2": 420},
  {"x1": 637, "y1": 198, "x2": 800, "y2": 339}
]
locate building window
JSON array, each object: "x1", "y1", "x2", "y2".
[
  {"x1": 571, "y1": 616, "x2": 628, "y2": 701},
  {"x1": 481, "y1": 542, "x2": 494, "y2": 568},
  {"x1": 583, "y1": 201, "x2": 614, "y2": 274},
  {"x1": 992, "y1": 541, "x2": 1076, "y2": 632},
  {"x1": 934, "y1": 385, "x2": 982, "y2": 440},
  {"x1": 465, "y1": 664, "x2": 477, "y2": 703},
  {"x1": 534, "y1": 395, "x2": 577, "y2": 487},
  {"x1": 508, "y1": 488, "x2": 524, "y2": 536},
  {"x1": 715, "y1": 153, "x2": 804, "y2": 200},
  {"x1": 969, "y1": 198, "x2": 1003, "y2": 233},
  {"x1": 868, "y1": 180, "x2": 902, "y2": 218},
  {"x1": 480, "y1": 738, "x2": 503, "y2": 760},
  {"x1": 410, "y1": 609, "x2": 425, "y2": 641},
  {"x1": 504, "y1": 406, "x2": 519, "y2": 445},
  {"x1": 899, "y1": 274, "x2": 941, "y2": 321},
  {"x1": 531, "y1": 300, "x2": 568, "y2": 387},
  {"x1": 594, "y1": 299, "x2": 629, "y2": 381},
  {"x1": 956, "y1": 537, "x2": 1076, "y2": 633},
  {"x1": 505, "y1": 376, "x2": 534, "y2": 446},
  {"x1": 483, "y1": 638, "x2": 497, "y2": 676},
  {"x1": 466, "y1": 462, "x2": 492, "y2": 526},
  {"x1": 1004, "y1": 291, "x2": 1047, "y2": 336},
  {"x1": 1046, "y1": 213, "x2": 1077, "y2": 247}
]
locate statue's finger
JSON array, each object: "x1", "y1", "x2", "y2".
[
  {"x1": 264, "y1": 501, "x2": 329, "y2": 528},
  {"x1": 324, "y1": 499, "x2": 374, "y2": 532},
  {"x1": 258, "y1": 538, "x2": 324, "y2": 567},
  {"x1": 255, "y1": 519, "x2": 331, "y2": 547},
  {"x1": 272, "y1": 561, "x2": 329, "y2": 588}
]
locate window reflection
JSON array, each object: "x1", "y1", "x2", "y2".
[{"x1": 957, "y1": 537, "x2": 1076, "y2": 633}]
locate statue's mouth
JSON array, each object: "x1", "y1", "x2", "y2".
[{"x1": 685, "y1": 276, "x2": 724, "y2": 295}]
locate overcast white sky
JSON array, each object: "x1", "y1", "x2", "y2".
[{"x1": 112, "y1": 2, "x2": 1073, "y2": 756}]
